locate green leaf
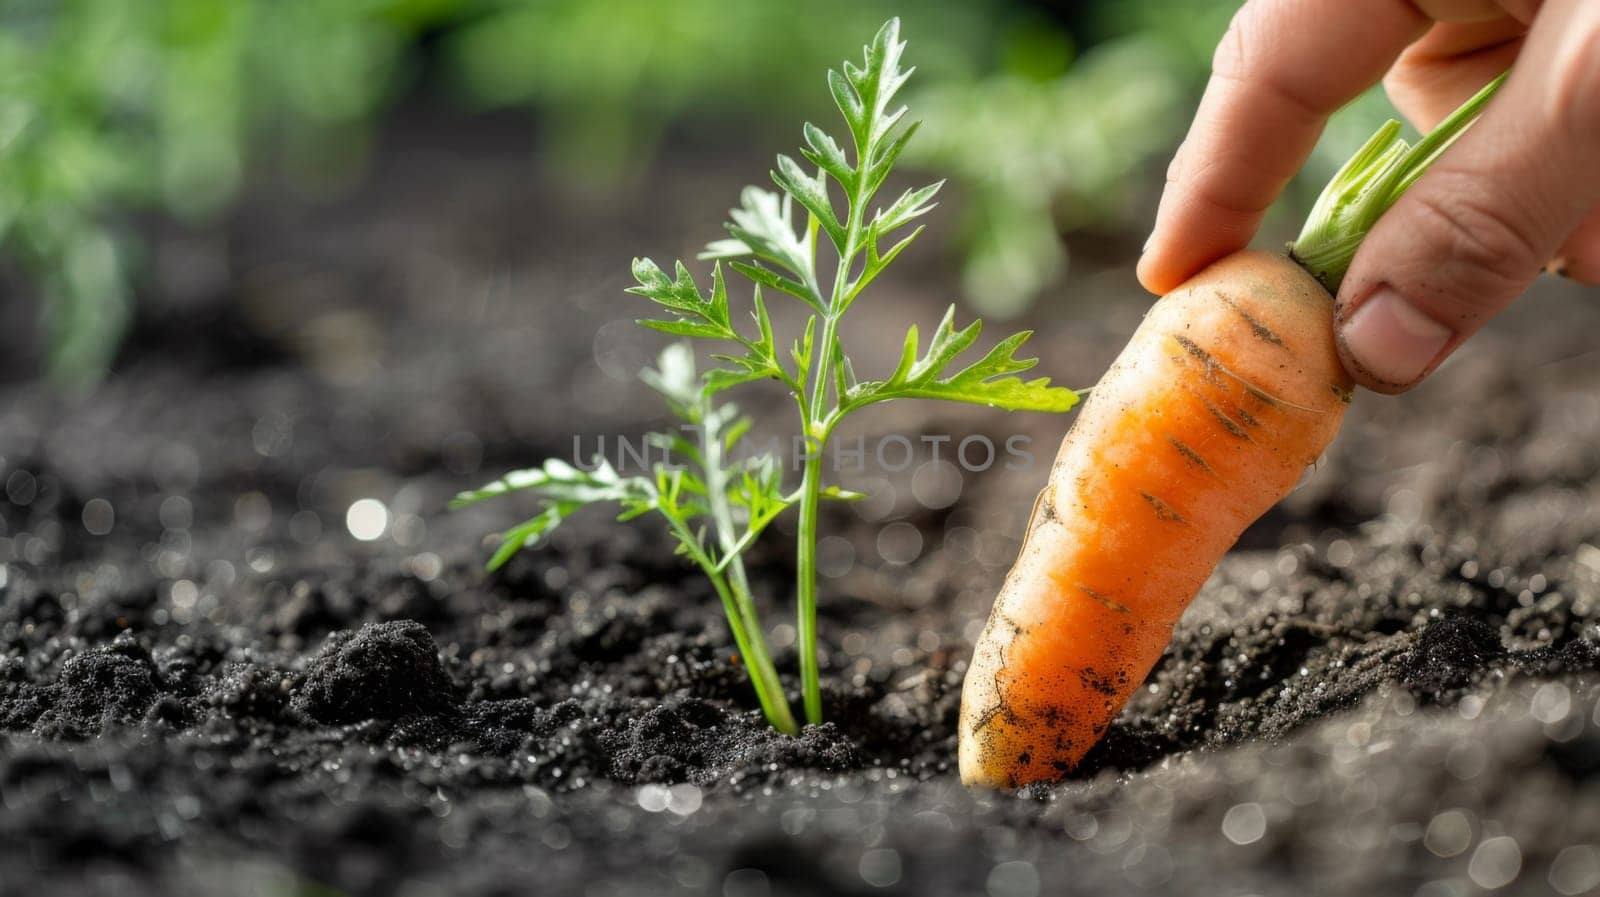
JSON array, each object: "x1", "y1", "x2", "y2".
[
  {"x1": 827, "y1": 67, "x2": 864, "y2": 144},
  {"x1": 888, "y1": 321, "x2": 919, "y2": 384},
  {"x1": 872, "y1": 181, "x2": 942, "y2": 236},
  {"x1": 628, "y1": 259, "x2": 740, "y2": 343},
  {"x1": 723, "y1": 415, "x2": 754, "y2": 453},
  {"x1": 908, "y1": 305, "x2": 983, "y2": 382},
  {"x1": 845, "y1": 306, "x2": 1078, "y2": 413},
  {"x1": 452, "y1": 457, "x2": 654, "y2": 510},
  {"x1": 487, "y1": 503, "x2": 577, "y2": 571},
  {"x1": 702, "y1": 238, "x2": 753, "y2": 258},
  {"x1": 751, "y1": 287, "x2": 776, "y2": 353},
  {"x1": 639, "y1": 319, "x2": 731, "y2": 340},
  {"x1": 801, "y1": 122, "x2": 853, "y2": 191},
  {"x1": 772, "y1": 154, "x2": 843, "y2": 251},
  {"x1": 862, "y1": 119, "x2": 919, "y2": 197},
  {"x1": 832, "y1": 18, "x2": 912, "y2": 153},
  {"x1": 901, "y1": 375, "x2": 1079, "y2": 412},
  {"x1": 709, "y1": 456, "x2": 801, "y2": 575},
  {"x1": 454, "y1": 455, "x2": 663, "y2": 570},
  {"x1": 703, "y1": 187, "x2": 820, "y2": 307},
  {"x1": 704, "y1": 367, "x2": 772, "y2": 395},
  {"x1": 689, "y1": 280, "x2": 792, "y2": 394},
  {"x1": 791, "y1": 314, "x2": 817, "y2": 382},
  {"x1": 873, "y1": 225, "x2": 925, "y2": 269},
  {"x1": 645, "y1": 430, "x2": 704, "y2": 467},
  {"x1": 615, "y1": 501, "x2": 656, "y2": 523},
  {"x1": 728, "y1": 260, "x2": 821, "y2": 313},
  {"x1": 639, "y1": 342, "x2": 702, "y2": 409}
]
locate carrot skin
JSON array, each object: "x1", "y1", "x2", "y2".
[{"x1": 958, "y1": 251, "x2": 1353, "y2": 788}]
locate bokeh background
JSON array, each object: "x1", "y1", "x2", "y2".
[{"x1": 0, "y1": 0, "x2": 1400, "y2": 389}]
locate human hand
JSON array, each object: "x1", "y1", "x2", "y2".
[{"x1": 1137, "y1": 0, "x2": 1600, "y2": 392}]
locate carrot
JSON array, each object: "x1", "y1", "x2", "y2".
[
  {"x1": 958, "y1": 74, "x2": 1508, "y2": 789},
  {"x1": 959, "y1": 250, "x2": 1347, "y2": 787}
]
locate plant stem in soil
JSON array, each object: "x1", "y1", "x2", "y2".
[
  {"x1": 668, "y1": 511, "x2": 796, "y2": 734},
  {"x1": 795, "y1": 449, "x2": 826, "y2": 726},
  {"x1": 701, "y1": 407, "x2": 799, "y2": 734},
  {"x1": 790, "y1": 119, "x2": 875, "y2": 725}
]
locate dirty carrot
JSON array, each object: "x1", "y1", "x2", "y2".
[{"x1": 958, "y1": 74, "x2": 1507, "y2": 789}]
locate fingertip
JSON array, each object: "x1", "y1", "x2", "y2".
[
  {"x1": 1136, "y1": 219, "x2": 1201, "y2": 296},
  {"x1": 1137, "y1": 186, "x2": 1182, "y2": 295},
  {"x1": 1339, "y1": 363, "x2": 1413, "y2": 395},
  {"x1": 1135, "y1": 248, "x2": 1171, "y2": 296},
  {"x1": 1136, "y1": 228, "x2": 1234, "y2": 297},
  {"x1": 1136, "y1": 248, "x2": 1194, "y2": 297}
]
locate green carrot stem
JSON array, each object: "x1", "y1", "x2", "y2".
[
  {"x1": 794, "y1": 450, "x2": 825, "y2": 725},
  {"x1": 707, "y1": 566, "x2": 795, "y2": 733},
  {"x1": 721, "y1": 571, "x2": 798, "y2": 733},
  {"x1": 670, "y1": 511, "x2": 796, "y2": 734},
  {"x1": 701, "y1": 409, "x2": 799, "y2": 734},
  {"x1": 1289, "y1": 72, "x2": 1507, "y2": 292}
]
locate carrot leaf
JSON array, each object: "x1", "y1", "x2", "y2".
[
  {"x1": 699, "y1": 188, "x2": 826, "y2": 313},
  {"x1": 449, "y1": 457, "x2": 654, "y2": 512},
  {"x1": 844, "y1": 306, "x2": 1079, "y2": 413},
  {"x1": 463, "y1": 19, "x2": 1081, "y2": 733},
  {"x1": 454, "y1": 344, "x2": 800, "y2": 733},
  {"x1": 631, "y1": 17, "x2": 1080, "y2": 726}
]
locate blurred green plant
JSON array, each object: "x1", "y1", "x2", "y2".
[
  {"x1": 0, "y1": 0, "x2": 457, "y2": 388},
  {"x1": 441, "y1": 0, "x2": 997, "y2": 184},
  {"x1": 3, "y1": 0, "x2": 1409, "y2": 384},
  {"x1": 908, "y1": 33, "x2": 1187, "y2": 317},
  {"x1": 1087, "y1": 0, "x2": 1406, "y2": 196},
  {"x1": 2, "y1": 0, "x2": 993, "y2": 387},
  {"x1": 911, "y1": 0, "x2": 1408, "y2": 317}
]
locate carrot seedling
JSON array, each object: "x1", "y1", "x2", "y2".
[
  {"x1": 454, "y1": 345, "x2": 806, "y2": 733},
  {"x1": 958, "y1": 74, "x2": 1508, "y2": 789},
  {"x1": 458, "y1": 19, "x2": 1079, "y2": 732}
]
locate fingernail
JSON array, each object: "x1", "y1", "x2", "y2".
[
  {"x1": 1545, "y1": 257, "x2": 1571, "y2": 279},
  {"x1": 1339, "y1": 287, "x2": 1453, "y2": 387}
]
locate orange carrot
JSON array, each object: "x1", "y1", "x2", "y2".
[
  {"x1": 959, "y1": 251, "x2": 1348, "y2": 787},
  {"x1": 958, "y1": 75, "x2": 1507, "y2": 788}
]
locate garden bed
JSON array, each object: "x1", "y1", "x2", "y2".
[{"x1": 3, "y1": 111, "x2": 1600, "y2": 896}]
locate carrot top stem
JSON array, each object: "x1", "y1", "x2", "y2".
[{"x1": 1289, "y1": 72, "x2": 1508, "y2": 293}]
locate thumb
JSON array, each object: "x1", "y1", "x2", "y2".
[{"x1": 1334, "y1": 5, "x2": 1600, "y2": 393}]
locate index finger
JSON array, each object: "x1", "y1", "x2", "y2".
[{"x1": 1136, "y1": 0, "x2": 1433, "y2": 295}]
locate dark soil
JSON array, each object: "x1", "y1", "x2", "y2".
[{"x1": 4, "y1": 110, "x2": 1600, "y2": 897}]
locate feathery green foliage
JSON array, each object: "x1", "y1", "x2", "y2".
[
  {"x1": 453, "y1": 344, "x2": 804, "y2": 733},
  {"x1": 635, "y1": 19, "x2": 1077, "y2": 724},
  {"x1": 460, "y1": 20, "x2": 1078, "y2": 730}
]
